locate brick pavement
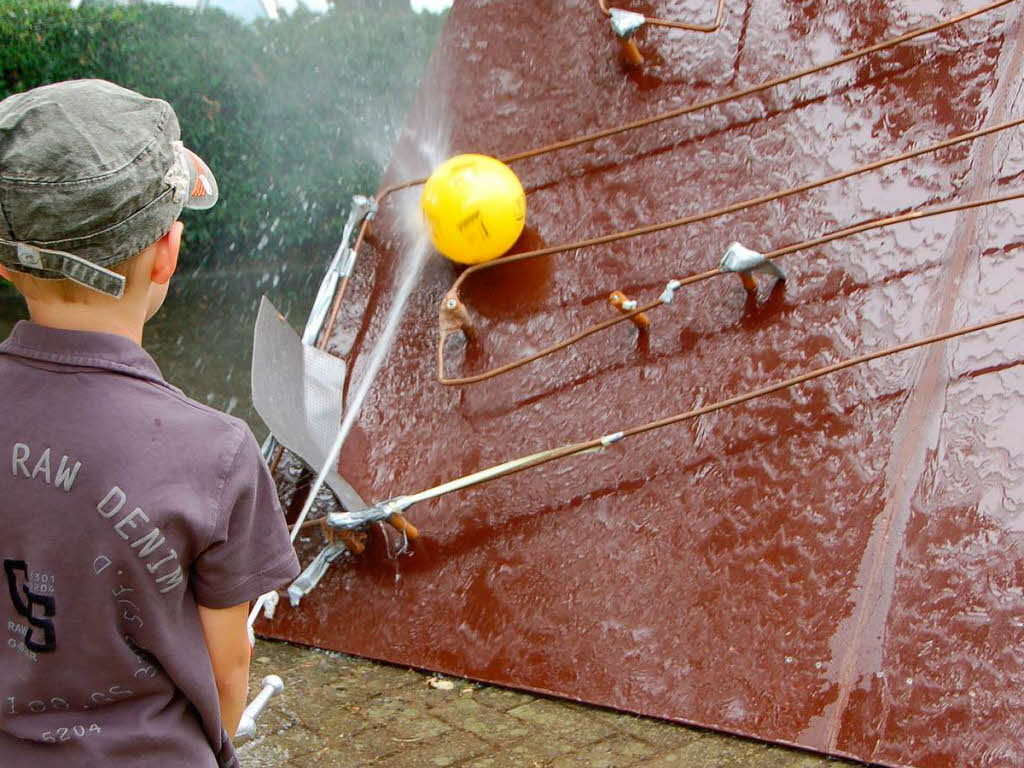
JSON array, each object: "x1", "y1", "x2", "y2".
[{"x1": 239, "y1": 641, "x2": 860, "y2": 768}]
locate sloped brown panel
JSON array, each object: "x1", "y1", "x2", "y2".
[{"x1": 259, "y1": 2, "x2": 1024, "y2": 765}]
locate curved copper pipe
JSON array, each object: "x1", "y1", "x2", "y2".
[
  {"x1": 442, "y1": 116, "x2": 1022, "y2": 312},
  {"x1": 598, "y1": 0, "x2": 728, "y2": 34},
  {"x1": 436, "y1": 188, "x2": 1024, "y2": 385},
  {"x1": 414, "y1": 309, "x2": 1024, "y2": 512}
]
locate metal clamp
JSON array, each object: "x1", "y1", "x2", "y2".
[
  {"x1": 609, "y1": 8, "x2": 646, "y2": 68},
  {"x1": 326, "y1": 496, "x2": 413, "y2": 532},
  {"x1": 659, "y1": 279, "x2": 683, "y2": 304},
  {"x1": 601, "y1": 432, "x2": 625, "y2": 447},
  {"x1": 719, "y1": 242, "x2": 787, "y2": 295},
  {"x1": 609, "y1": 8, "x2": 646, "y2": 39},
  {"x1": 287, "y1": 541, "x2": 350, "y2": 607}
]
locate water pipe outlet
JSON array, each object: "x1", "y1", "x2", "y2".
[
  {"x1": 609, "y1": 9, "x2": 646, "y2": 68},
  {"x1": 719, "y1": 242, "x2": 788, "y2": 296},
  {"x1": 609, "y1": 290, "x2": 651, "y2": 331},
  {"x1": 440, "y1": 294, "x2": 476, "y2": 339}
]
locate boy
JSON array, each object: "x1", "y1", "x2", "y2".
[{"x1": 0, "y1": 79, "x2": 300, "y2": 767}]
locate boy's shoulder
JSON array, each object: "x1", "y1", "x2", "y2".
[{"x1": 0, "y1": 321, "x2": 258, "y2": 470}]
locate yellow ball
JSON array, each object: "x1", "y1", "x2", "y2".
[{"x1": 421, "y1": 154, "x2": 527, "y2": 265}]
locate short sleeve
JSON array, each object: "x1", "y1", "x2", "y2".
[{"x1": 191, "y1": 426, "x2": 300, "y2": 608}]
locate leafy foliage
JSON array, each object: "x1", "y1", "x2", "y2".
[{"x1": 0, "y1": 0, "x2": 444, "y2": 266}]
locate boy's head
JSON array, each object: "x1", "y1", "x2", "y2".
[{"x1": 0, "y1": 79, "x2": 217, "y2": 324}]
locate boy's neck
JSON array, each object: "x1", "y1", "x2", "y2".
[{"x1": 26, "y1": 302, "x2": 146, "y2": 346}]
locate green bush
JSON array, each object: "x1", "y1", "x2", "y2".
[{"x1": 0, "y1": 0, "x2": 444, "y2": 266}]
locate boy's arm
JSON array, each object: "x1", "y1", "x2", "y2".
[{"x1": 198, "y1": 602, "x2": 251, "y2": 738}]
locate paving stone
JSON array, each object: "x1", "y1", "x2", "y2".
[
  {"x1": 432, "y1": 696, "x2": 532, "y2": 743},
  {"x1": 458, "y1": 733, "x2": 573, "y2": 767},
  {"x1": 600, "y1": 712, "x2": 706, "y2": 751},
  {"x1": 237, "y1": 724, "x2": 323, "y2": 767},
  {"x1": 359, "y1": 696, "x2": 452, "y2": 741},
  {"x1": 507, "y1": 698, "x2": 613, "y2": 747},
  {"x1": 380, "y1": 728, "x2": 491, "y2": 767},
  {"x1": 640, "y1": 732, "x2": 817, "y2": 767},
  {"x1": 325, "y1": 658, "x2": 424, "y2": 697},
  {"x1": 287, "y1": 747, "x2": 370, "y2": 768},
  {"x1": 549, "y1": 734, "x2": 658, "y2": 767},
  {"x1": 345, "y1": 725, "x2": 406, "y2": 764},
  {"x1": 461, "y1": 684, "x2": 537, "y2": 712}
]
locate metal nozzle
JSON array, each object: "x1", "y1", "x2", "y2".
[
  {"x1": 659, "y1": 279, "x2": 683, "y2": 304},
  {"x1": 609, "y1": 8, "x2": 646, "y2": 40},
  {"x1": 440, "y1": 294, "x2": 476, "y2": 339},
  {"x1": 609, "y1": 290, "x2": 651, "y2": 331},
  {"x1": 719, "y1": 242, "x2": 788, "y2": 295},
  {"x1": 352, "y1": 194, "x2": 378, "y2": 222},
  {"x1": 325, "y1": 496, "x2": 415, "y2": 532}
]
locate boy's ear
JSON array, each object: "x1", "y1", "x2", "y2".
[{"x1": 151, "y1": 221, "x2": 183, "y2": 286}]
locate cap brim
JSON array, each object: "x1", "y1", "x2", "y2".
[{"x1": 182, "y1": 147, "x2": 218, "y2": 210}]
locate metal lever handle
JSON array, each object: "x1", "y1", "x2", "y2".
[{"x1": 234, "y1": 674, "x2": 284, "y2": 744}]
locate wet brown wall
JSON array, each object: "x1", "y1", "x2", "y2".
[{"x1": 261, "y1": 2, "x2": 1024, "y2": 766}]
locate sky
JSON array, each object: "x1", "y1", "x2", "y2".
[{"x1": 410, "y1": 0, "x2": 453, "y2": 12}]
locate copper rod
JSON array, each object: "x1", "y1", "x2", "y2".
[
  {"x1": 503, "y1": 0, "x2": 1014, "y2": 164},
  {"x1": 450, "y1": 118, "x2": 1023, "y2": 296},
  {"x1": 618, "y1": 38, "x2": 646, "y2": 68},
  {"x1": 436, "y1": 189, "x2": 1024, "y2": 384},
  {"x1": 419, "y1": 310, "x2": 1024, "y2": 503},
  {"x1": 269, "y1": 444, "x2": 285, "y2": 475},
  {"x1": 620, "y1": 312, "x2": 1024, "y2": 440},
  {"x1": 317, "y1": 178, "x2": 428, "y2": 347}
]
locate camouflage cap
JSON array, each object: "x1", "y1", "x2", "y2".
[{"x1": 0, "y1": 79, "x2": 218, "y2": 298}]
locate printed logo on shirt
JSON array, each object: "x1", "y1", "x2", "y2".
[{"x1": 4, "y1": 559, "x2": 57, "y2": 653}]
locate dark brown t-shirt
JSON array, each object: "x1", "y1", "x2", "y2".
[{"x1": 0, "y1": 321, "x2": 300, "y2": 767}]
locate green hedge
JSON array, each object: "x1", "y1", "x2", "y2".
[{"x1": 1, "y1": 0, "x2": 444, "y2": 266}]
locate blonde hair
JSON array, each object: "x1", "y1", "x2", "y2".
[{"x1": 5, "y1": 249, "x2": 151, "y2": 305}]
